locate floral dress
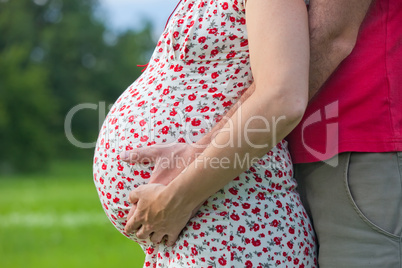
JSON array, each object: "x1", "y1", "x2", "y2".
[{"x1": 93, "y1": 0, "x2": 316, "y2": 267}]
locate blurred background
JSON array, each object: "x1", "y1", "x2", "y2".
[{"x1": 0, "y1": 0, "x2": 178, "y2": 267}]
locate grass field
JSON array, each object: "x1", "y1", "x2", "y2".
[{"x1": 0, "y1": 161, "x2": 145, "y2": 268}]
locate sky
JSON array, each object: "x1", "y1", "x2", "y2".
[{"x1": 98, "y1": 0, "x2": 180, "y2": 37}]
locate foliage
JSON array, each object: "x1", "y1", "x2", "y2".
[{"x1": 0, "y1": 0, "x2": 155, "y2": 173}]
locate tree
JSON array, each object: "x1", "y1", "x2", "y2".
[{"x1": 0, "y1": 0, "x2": 155, "y2": 173}]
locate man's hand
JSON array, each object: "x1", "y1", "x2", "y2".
[
  {"x1": 120, "y1": 143, "x2": 203, "y2": 185},
  {"x1": 124, "y1": 183, "x2": 195, "y2": 246}
]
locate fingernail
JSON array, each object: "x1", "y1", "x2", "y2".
[{"x1": 120, "y1": 151, "x2": 129, "y2": 161}]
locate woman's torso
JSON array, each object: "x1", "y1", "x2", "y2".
[{"x1": 97, "y1": 0, "x2": 252, "y2": 152}]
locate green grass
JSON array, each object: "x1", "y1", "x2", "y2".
[{"x1": 0, "y1": 161, "x2": 145, "y2": 268}]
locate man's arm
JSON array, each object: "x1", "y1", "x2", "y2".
[{"x1": 308, "y1": 0, "x2": 373, "y2": 99}]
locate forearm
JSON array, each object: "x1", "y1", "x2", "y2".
[
  {"x1": 164, "y1": 0, "x2": 309, "y2": 207},
  {"x1": 168, "y1": 91, "x2": 305, "y2": 208},
  {"x1": 308, "y1": 34, "x2": 353, "y2": 99}
]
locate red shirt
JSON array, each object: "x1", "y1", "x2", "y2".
[{"x1": 287, "y1": 0, "x2": 402, "y2": 163}]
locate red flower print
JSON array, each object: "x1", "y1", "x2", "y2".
[
  {"x1": 170, "y1": 109, "x2": 177, "y2": 116},
  {"x1": 216, "y1": 225, "x2": 224, "y2": 233},
  {"x1": 191, "y1": 247, "x2": 198, "y2": 256},
  {"x1": 191, "y1": 118, "x2": 201, "y2": 126},
  {"x1": 209, "y1": 28, "x2": 218, "y2": 34},
  {"x1": 113, "y1": 197, "x2": 120, "y2": 203},
  {"x1": 193, "y1": 223, "x2": 201, "y2": 230},
  {"x1": 222, "y1": 101, "x2": 233, "y2": 107},
  {"x1": 208, "y1": 87, "x2": 218, "y2": 93},
  {"x1": 274, "y1": 237, "x2": 281, "y2": 245},
  {"x1": 271, "y1": 219, "x2": 279, "y2": 227},
  {"x1": 211, "y1": 72, "x2": 219, "y2": 79},
  {"x1": 185, "y1": 105, "x2": 193, "y2": 112},
  {"x1": 245, "y1": 260, "x2": 253, "y2": 268},
  {"x1": 251, "y1": 238, "x2": 261, "y2": 247},
  {"x1": 139, "y1": 120, "x2": 146, "y2": 126},
  {"x1": 257, "y1": 192, "x2": 265, "y2": 200},
  {"x1": 218, "y1": 257, "x2": 227, "y2": 266},
  {"x1": 289, "y1": 227, "x2": 295, "y2": 234},
  {"x1": 226, "y1": 51, "x2": 236, "y2": 59},
  {"x1": 242, "y1": 203, "x2": 250, "y2": 209},
  {"x1": 286, "y1": 205, "x2": 292, "y2": 214},
  {"x1": 230, "y1": 214, "x2": 240, "y2": 221},
  {"x1": 252, "y1": 207, "x2": 261, "y2": 214},
  {"x1": 222, "y1": 2, "x2": 229, "y2": 10},
  {"x1": 150, "y1": 107, "x2": 158, "y2": 113},
  {"x1": 140, "y1": 170, "x2": 150, "y2": 179},
  {"x1": 238, "y1": 226, "x2": 246, "y2": 233},
  {"x1": 198, "y1": 36, "x2": 207, "y2": 43},
  {"x1": 287, "y1": 241, "x2": 294, "y2": 249},
  {"x1": 106, "y1": 193, "x2": 111, "y2": 199},
  {"x1": 117, "y1": 181, "x2": 124, "y2": 190},
  {"x1": 198, "y1": 66, "x2": 206, "y2": 74},
  {"x1": 118, "y1": 211, "x2": 124, "y2": 218},
  {"x1": 229, "y1": 187, "x2": 238, "y2": 195},
  {"x1": 174, "y1": 64, "x2": 183, "y2": 72},
  {"x1": 161, "y1": 126, "x2": 169, "y2": 134},
  {"x1": 211, "y1": 49, "x2": 219, "y2": 56},
  {"x1": 252, "y1": 223, "x2": 260, "y2": 232},
  {"x1": 200, "y1": 106, "x2": 209, "y2": 113},
  {"x1": 240, "y1": 40, "x2": 248, "y2": 47},
  {"x1": 276, "y1": 200, "x2": 283, "y2": 208},
  {"x1": 188, "y1": 94, "x2": 196, "y2": 101},
  {"x1": 102, "y1": 163, "x2": 107, "y2": 170}
]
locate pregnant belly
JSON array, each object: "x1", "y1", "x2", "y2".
[{"x1": 92, "y1": 82, "x2": 233, "y2": 243}]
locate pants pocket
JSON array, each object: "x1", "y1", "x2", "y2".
[{"x1": 344, "y1": 152, "x2": 402, "y2": 239}]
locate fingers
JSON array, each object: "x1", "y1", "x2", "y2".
[
  {"x1": 120, "y1": 146, "x2": 161, "y2": 164},
  {"x1": 150, "y1": 233, "x2": 166, "y2": 244},
  {"x1": 124, "y1": 210, "x2": 142, "y2": 233},
  {"x1": 136, "y1": 226, "x2": 154, "y2": 240},
  {"x1": 128, "y1": 186, "x2": 144, "y2": 204},
  {"x1": 127, "y1": 203, "x2": 137, "y2": 222},
  {"x1": 166, "y1": 232, "x2": 180, "y2": 247}
]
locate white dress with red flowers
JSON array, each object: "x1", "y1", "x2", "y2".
[{"x1": 93, "y1": 0, "x2": 316, "y2": 267}]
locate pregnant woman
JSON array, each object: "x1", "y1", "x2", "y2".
[{"x1": 94, "y1": 0, "x2": 316, "y2": 267}]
